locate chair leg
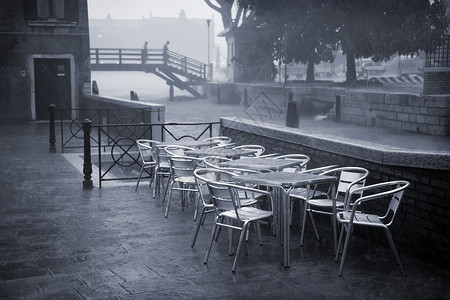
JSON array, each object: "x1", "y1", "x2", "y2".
[
  {"x1": 335, "y1": 223, "x2": 347, "y2": 263},
  {"x1": 232, "y1": 222, "x2": 249, "y2": 272},
  {"x1": 228, "y1": 219, "x2": 234, "y2": 256},
  {"x1": 384, "y1": 228, "x2": 407, "y2": 276},
  {"x1": 256, "y1": 222, "x2": 263, "y2": 245},
  {"x1": 338, "y1": 224, "x2": 353, "y2": 277},
  {"x1": 162, "y1": 174, "x2": 171, "y2": 203},
  {"x1": 204, "y1": 217, "x2": 219, "y2": 265},
  {"x1": 191, "y1": 206, "x2": 207, "y2": 248},
  {"x1": 194, "y1": 195, "x2": 201, "y2": 221},
  {"x1": 135, "y1": 164, "x2": 145, "y2": 191},
  {"x1": 164, "y1": 181, "x2": 173, "y2": 218},
  {"x1": 300, "y1": 202, "x2": 309, "y2": 246},
  {"x1": 308, "y1": 211, "x2": 320, "y2": 241}
]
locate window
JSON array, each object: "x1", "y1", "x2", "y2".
[{"x1": 24, "y1": 0, "x2": 79, "y2": 23}]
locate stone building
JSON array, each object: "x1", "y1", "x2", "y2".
[{"x1": 0, "y1": 0, "x2": 91, "y2": 120}]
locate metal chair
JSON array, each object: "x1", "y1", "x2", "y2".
[
  {"x1": 191, "y1": 168, "x2": 259, "y2": 248},
  {"x1": 274, "y1": 154, "x2": 310, "y2": 173},
  {"x1": 135, "y1": 139, "x2": 158, "y2": 191},
  {"x1": 165, "y1": 145, "x2": 194, "y2": 157},
  {"x1": 203, "y1": 180, "x2": 274, "y2": 272},
  {"x1": 203, "y1": 136, "x2": 232, "y2": 146},
  {"x1": 232, "y1": 145, "x2": 265, "y2": 157},
  {"x1": 151, "y1": 145, "x2": 172, "y2": 199},
  {"x1": 203, "y1": 156, "x2": 232, "y2": 169},
  {"x1": 295, "y1": 166, "x2": 369, "y2": 253},
  {"x1": 335, "y1": 180, "x2": 410, "y2": 277},
  {"x1": 164, "y1": 155, "x2": 199, "y2": 218},
  {"x1": 287, "y1": 164, "x2": 338, "y2": 225}
]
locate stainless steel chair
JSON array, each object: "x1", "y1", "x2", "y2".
[
  {"x1": 274, "y1": 154, "x2": 310, "y2": 173},
  {"x1": 164, "y1": 155, "x2": 199, "y2": 218},
  {"x1": 203, "y1": 136, "x2": 232, "y2": 146},
  {"x1": 135, "y1": 139, "x2": 158, "y2": 191},
  {"x1": 232, "y1": 145, "x2": 265, "y2": 157},
  {"x1": 203, "y1": 180, "x2": 274, "y2": 272},
  {"x1": 294, "y1": 166, "x2": 369, "y2": 253},
  {"x1": 335, "y1": 180, "x2": 410, "y2": 277}
]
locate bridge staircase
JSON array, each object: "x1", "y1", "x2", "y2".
[{"x1": 90, "y1": 48, "x2": 209, "y2": 98}]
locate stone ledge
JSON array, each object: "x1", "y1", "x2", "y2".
[{"x1": 221, "y1": 117, "x2": 450, "y2": 170}]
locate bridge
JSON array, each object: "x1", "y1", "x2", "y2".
[{"x1": 90, "y1": 48, "x2": 210, "y2": 97}]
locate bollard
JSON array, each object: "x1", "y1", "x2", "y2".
[
  {"x1": 82, "y1": 119, "x2": 93, "y2": 189},
  {"x1": 335, "y1": 95, "x2": 341, "y2": 122},
  {"x1": 169, "y1": 84, "x2": 174, "y2": 101},
  {"x1": 92, "y1": 80, "x2": 99, "y2": 95},
  {"x1": 243, "y1": 89, "x2": 248, "y2": 107},
  {"x1": 49, "y1": 104, "x2": 56, "y2": 153},
  {"x1": 286, "y1": 92, "x2": 299, "y2": 128}
]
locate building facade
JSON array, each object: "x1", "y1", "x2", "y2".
[{"x1": 0, "y1": 0, "x2": 91, "y2": 120}]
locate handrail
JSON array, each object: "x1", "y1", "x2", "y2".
[{"x1": 90, "y1": 47, "x2": 208, "y2": 79}]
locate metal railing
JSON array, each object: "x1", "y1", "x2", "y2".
[
  {"x1": 81, "y1": 121, "x2": 220, "y2": 188},
  {"x1": 56, "y1": 107, "x2": 159, "y2": 152},
  {"x1": 425, "y1": 35, "x2": 450, "y2": 68},
  {"x1": 90, "y1": 47, "x2": 209, "y2": 79}
]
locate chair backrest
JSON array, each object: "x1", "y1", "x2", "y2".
[
  {"x1": 207, "y1": 181, "x2": 236, "y2": 212},
  {"x1": 274, "y1": 154, "x2": 310, "y2": 172},
  {"x1": 203, "y1": 156, "x2": 232, "y2": 169},
  {"x1": 346, "y1": 180, "x2": 409, "y2": 226},
  {"x1": 300, "y1": 164, "x2": 339, "y2": 175},
  {"x1": 203, "y1": 136, "x2": 232, "y2": 146},
  {"x1": 233, "y1": 145, "x2": 265, "y2": 157},
  {"x1": 194, "y1": 168, "x2": 218, "y2": 206},
  {"x1": 168, "y1": 156, "x2": 197, "y2": 178},
  {"x1": 322, "y1": 167, "x2": 369, "y2": 200},
  {"x1": 165, "y1": 145, "x2": 194, "y2": 157},
  {"x1": 136, "y1": 139, "x2": 159, "y2": 164},
  {"x1": 194, "y1": 168, "x2": 236, "y2": 208}
]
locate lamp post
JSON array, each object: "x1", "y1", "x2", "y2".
[{"x1": 206, "y1": 19, "x2": 211, "y2": 79}]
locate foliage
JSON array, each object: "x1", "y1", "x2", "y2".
[{"x1": 208, "y1": 0, "x2": 449, "y2": 83}]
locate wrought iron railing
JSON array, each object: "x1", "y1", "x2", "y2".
[
  {"x1": 425, "y1": 35, "x2": 450, "y2": 68},
  {"x1": 56, "y1": 107, "x2": 160, "y2": 152},
  {"x1": 85, "y1": 121, "x2": 220, "y2": 187}
]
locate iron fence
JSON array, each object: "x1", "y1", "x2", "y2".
[
  {"x1": 89, "y1": 122, "x2": 220, "y2": 187},
  {"x1": 57, "y1": 107, "x2": 158, "y2": 152},
  {"x1": 425, "y1": 35, "x2": 450, "y2": 68}
]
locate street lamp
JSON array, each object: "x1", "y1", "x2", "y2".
[
  {"x1": 206, "y1": 19, "x2": 211, "y2": 79},
  {"x1": 206, "y1": 19, "x2": 211, "y2": 65}
]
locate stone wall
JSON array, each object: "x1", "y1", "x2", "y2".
[
  {"x1": 80, "y1": 94, "x2": 165, "y2": 141},
  {"x1": 221, "y1": 117, "x2": 450, "y2": 268},
  {"x1": 340, "y1": 91, "x2": 450, "y2": 136},
  {"x1": 204, "y1": 82, "x2": 450, "y2": 136}
]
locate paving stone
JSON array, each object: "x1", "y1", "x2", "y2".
[{"x1": 1, "y1": 122, "x2": 450, "y2": 299}]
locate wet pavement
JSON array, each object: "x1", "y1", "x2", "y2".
[{"x1": 1, "y1": 121, "x2": 450, "y2": 299}]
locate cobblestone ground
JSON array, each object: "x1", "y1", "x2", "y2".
[{"x1": 1, "y1": 121, "x2": 450, "y2": 299}]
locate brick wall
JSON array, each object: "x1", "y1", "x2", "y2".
[
  {"x1": 340, "y1": 91, "x2": 450, "y2": 136},
  {"x1": 221, "y1": 118, "x2": 450, "y2": 268}
]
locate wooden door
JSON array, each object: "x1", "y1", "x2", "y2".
[{"x1": 34, "y1": 58, "x2": 71, "y2": 120}]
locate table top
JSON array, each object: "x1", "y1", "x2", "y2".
[
  {"x1": 233, "y1": 172, "x2": 337, "y2": 188},
  {"x1": 157, "y1": 140, "x2": 219, "y2": 149},
  {"x1": 185, "y1": 147, "x2": 257, "y2": 159},
  {"x1": 220, "y1": 157, "x2": 299, "y2": 172}
]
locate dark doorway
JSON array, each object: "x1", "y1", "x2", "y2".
[{"x1": 34, "y1": 58, "x2": 71, "y2": 120}]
